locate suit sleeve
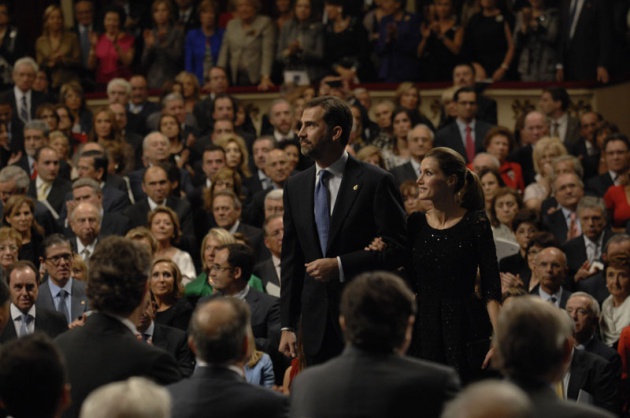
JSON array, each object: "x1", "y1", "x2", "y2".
[
  {"x1": 338, "y1": 172, "x2": 408, "y2": 280},
  {"x1": 150, "y1": 349, "x2": 183, "y2": 385}
]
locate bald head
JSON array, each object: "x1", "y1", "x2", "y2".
[
  {"x1": 536, "y1": 247, "x2": 567, "y2": 295},
  {"x1": 70, "y1": 202, "x2": 101, "y2": 246},
  {"x1": 442, "y1": 380, "x2": 533, "y2": 418},
  {"x1": 523, "y1": 111, "x2": 549, "y2": 145}
]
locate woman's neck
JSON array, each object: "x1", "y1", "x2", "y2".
[
  {"x1": 21, "y1": 229, "x2": 31, "y2": 243},
  {"x1": 427, "y1": 196, "x2": 465, "y2": 227}
]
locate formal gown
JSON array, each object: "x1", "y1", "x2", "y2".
[{"x1": 408, "y1": 209, "x2": 501, "y2": 381}]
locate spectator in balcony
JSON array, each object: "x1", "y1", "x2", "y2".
[
  {"x1": 276, "y1": 0, "x2": 326, "y2": 86},
  {"x1": 417, "y1": 0, "x2": 463, "y2": 82},
  {"x1": 142, "y1": 0, "x2": 185, "y2": 90},
  {"x1": 184, "y1": 0, "x2": 224, "y2": 86},
  {"x1": 87, "y1": 6, "x2": 135, "y2": 87},
  {"x1": 218, "y1": 0, "x2": 275, "y2": 91},
  {"x1": 463, "y1": 0, "x2": 515, "y2": 82},
  {"x1": 35, "y1": 5, "x2": 81, "y2": 91},
  {"x1": 323, "y1": 0, "x2": 373, "y2": 83},
  {"x1": 0, "y1": 3, "x2": 26, "y2": 78},
  {"x1": 514, "y1": 0, "x2": 559, "y2": 82}
]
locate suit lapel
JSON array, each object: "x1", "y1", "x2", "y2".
[
  {"x1": 567, "y1": 351, "x2": 586, "y2": 399},
  {"x1": 327, "y1": 158, "x2": 362, "y2": 251}
]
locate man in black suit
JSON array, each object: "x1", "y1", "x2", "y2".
[
  {"x1": 434, "y1": 87, "x2": 494, "y2": 164},
  {"x1": 188, "y1": 144, "x2": 226, "y2": 207},
  {"x1": 55, "y1": 236, "x2": 182, "y2": 418},
  {"x1": 27, "y1": 146, "x2": 72, "y2": 220},
  {"x1": 254, "y1": 214, "x2": 283, "y2": 297},
  {"x1": 13, "y1": 119, "x2": 48, "y2": 179},
  {"x1": 539, "y1": 86, "x2": 580, "y2": 148},
  {"x1": 168, "y1": 297, "x2": 287, "y2": 418},
  {"x1": 586, "y1": 133, "x2": 630, "y2": 197},
  {"x1": 452, "y1": 63, "x2": 497, "y2": 125},
  {"x1": 110, "y1": 102, "x2": 144, "y2": 168},
  {"x1": 566, "y1": 292, "x2": 621, "y2": 370},
  {"x1": 0, "y1": 99, "x2": 24, "y2": 153},
  {"x1": 561, "y1": 196, "x2": 611, "y2": 286},
  {"x1": 262, "y1": 99, "x2": 296, "y2": 142},
  {"x1": 0, "y1": 333, "x2": 71, "y2": 418},
  {"x1": 1, "y1": 260, "x2": 68, "y2": 343},
  {"x1": 529, "y1": 247, "x2": 572, "y2": 308},
  {"x1": 243, "y1": 136, "x2": 277, "y2": 196},
  {"x1": 556, "y1": 0, "x2": 613, "y2": 83},
  {"x1": 193, "y1": 66, "x2": 230, "y2": 136},
  {"x1": 211, "y1": 190, "x2": 266, "y2": 262},
  {"x1": 290, "y1": 271, "x2": 460, "y2": 418},
  {"x1": 204, "y1": 243, "x2": 280, "y2": 354},
  {"x1": 73, "y1": 0, "x2": 96, "y2": 86},
  {"x1": 571, "y1": 111, "x2": 603, "y2": 181},
  {"x1": 36, "y1": 234, "x2": 90, "y2": 326},
  {"x1": 390, "y1": 123, "x2": 433, "y2": 186},
  {"x1": 68, "y1": 202, "x2": 102, "y2": 262},
  {"x1": 126, "y1": 75, "x2": 160, "y2": 136},
  {"x1": 509, "y1": 111, "x2": 549, "y2": 186},
  {"x1": 279, "y1": 96, "x2": 407, "y2": 365},
  {"x1": 494, "y1": 296, "x2": 614, "y2": 418},
  {"x1": 544, "y1": 172, "x2": 585, "y2": 245},
  {"x1": 0, "y1": 57, "x2": 47, "y2": 128}
]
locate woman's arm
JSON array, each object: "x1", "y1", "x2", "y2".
[{"x1": 492, "y1": 21, "x2": 515, "y2": 82}]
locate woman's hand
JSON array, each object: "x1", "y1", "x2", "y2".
[
  {"x1": 258, "y1": 76, "x2": 274, "y2": 91},
  {"x1": 500, "y1": 272, "x2": 522, "y2": 294},
  {"x1": 492, "y1": 66, "x2": 507, "y2": 82},
  {"x1": 482, "y1": 345, "x2": 495, "y2": 369}
]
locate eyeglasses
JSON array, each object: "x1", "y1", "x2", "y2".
[
  {"x1": 210, "y1": 264, "x2": 232, "y2": 272},
  {"x1": 45, "y1": 253, "x2": 72, "y2": 265}
]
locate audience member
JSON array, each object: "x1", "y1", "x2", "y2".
[
  {"x1": 254, "y1": 214, "x2": 283, "y2": 297},
  {"x1": 0, "y1": 226, "x2": 21, "y2": 272},
  {"x1": 484, "y1": 126, "x2": 525, "y2": 192},
  {"x1": 523, "y1": 136, "x2": 566, "y2": 212},
  {"x1": 544, "y1": 172, "x2": 584, "y2": 244},
  {"x1": 150, "y1": 257, "x2": 194, "y2": 332},
  {"x1": 184, "y1": 1, "x2": 224, "y2": 86},
  {"x1": 390, "y1": 124, "x2": 433, "y2": 186},
  {"x1": 489, "y1": 187, "x2": 523, "y2": 242},
  {"x1": 539, "y1": 86, "x2": 580, "y2": 147},
  {"x1": 509, "y1": 110, "x2": 549, "y2": 185},
  {"x1": 441, "y1": 380, "x2": 533, "y2": 418},
  {"x1": 600, "y1": 254, "x2": 630, "y2": 347},
  {"x1": 1, "y1": 194, "x2": 45, "y2": 266},
  {"x1": 451, "y1": 62, "x2": 497, "y2": 125}
]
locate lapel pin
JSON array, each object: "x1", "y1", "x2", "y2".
[
  {"x1": 353, "y1": 185, "x2": 358, "y2": 191},
  {"x1": 81, "y1": 301, "x2": 85, "y2": 305}
]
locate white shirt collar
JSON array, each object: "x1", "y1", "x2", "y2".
[
  {"x1": 11, "y1": 303, "x2": 36, "y2": 319},
  {"x1": 147, "y1": 197, "x2": 163, "y2": 211},
  {"x1": 315, "y1": 151, "x2": 348, "y2": 178},
  {"x1": 77, "y1": 238, "x2": 97, "y2": 255}
]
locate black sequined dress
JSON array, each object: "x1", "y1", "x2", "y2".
[{"x1": 407, "y1": 210, "x2": 501, "y2": 380}]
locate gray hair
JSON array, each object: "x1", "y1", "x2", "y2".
[
  {"x1": 142, "y1": 131, "x2": 168, "y2": 152},
  {"x1": 568, "y1": 291, "x2": 601, "y2": 319},
  {"x1": 0, "y1": 166, "x2": 29, "y2": 191},
  {"x1": 604, "y1": 233, "x2": 630, "y2": 254},
  {"x1": 264, "y1": 189, "x2": 283, "y2": 202},
  {"x1": 161, "y1": 92, "x2": 184, "y2": 108},
  {"x1": 576, "y1": 196, "x2": 606, "y2": 217},
  {"x1": 441, "y1": 380, "x2": 533, "y2": 418},
  {"x1": 72, "y1": 177, "x2": 102, "y2": 195},
  {"x1": 107, "y1": 78, "x2": 131, "y2": 95},
  {"x1": 13, "y1": 57, "x2": 38, "y2": 74},
  {"x1": 268, "y1": 98, "x2": 292, "y2": 118},
  {"x1": 551, "y1": 155, "x2": 584, "y2": 180},
  {"x1": 409, "y1": 123, "x2": 435, "y2": 141},
  {"x1": 24, "y1": 119, "x2": 50, "y2": 137},
  {"x1": 552, "y1": 172, "x2": 584, "y2": 195},
  {"x1": 80, "y1": 377, "x2": 171, "y2": 418},
  {"x1": 472, "y1": 152, "x2": 500, "y2": 170}
]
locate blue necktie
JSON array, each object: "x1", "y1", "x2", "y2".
[
  {"x1": 19, "y1": 314, "x2": 33, "y2": 337},
  {"x1": 315, "y1": 170, "x2": 331, "y2": 255},
  {"x1": 57, "y1": 289, "x2": 69, "y2": 323}
]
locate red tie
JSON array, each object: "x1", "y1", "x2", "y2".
[{"x1": 465, "y1": 125, "x2": 475, "y2": 162}]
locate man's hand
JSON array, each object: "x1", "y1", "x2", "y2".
[
  {"x1": 279, "y1": 329, "x2": 297, "y2": 358},
  {"x1": 305, "y1": 258, "x2": 339, "y2": 282},
  {"x1": 574, "y1": 260, "x2": 601, "y2": 283}
]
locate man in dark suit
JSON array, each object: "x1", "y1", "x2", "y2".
[
  {"x1": 290, "y1": 271, "x2": 460, "y2": 418},
  {"x1": 566, "y1": 347, "x2": 620, "y2": 414},
  {"x1": 254, "y1": 214, "x2": 283, "y2": 297},
  {"x1": 73, "y1": 0, "x2": 96, "y2": 87},
  {"x1": 280, "y1": 96, "x2": 407, "y2": 365},
  {"x1": 188, "y1": 144, "x2": 226, "y2": 208},
  {"x1": 434, "y1": 87, "x2": 494, "y2": 164},
  {"x1": 0, "y1": 99, "x2": 24, "y2": 153},
  {"x1": 192, "y1": 67, "x2": 230, "y2": 136},
  {"x1": 0, "y1": 57, "x2": 47, "y2": 128},
  {"x1": 244, "y1": 149, "x2": 289, "y2": 228},
  {"x1": 1, "y1": 260, "x2": 68, "y2": 343},
  {"x1": 390, "y1": 124, "x2": 433, "y2": 186},
  {"x1": 168, "y1": 297, "x2": 287, "y2": 417},
  {"x1": 586, "y1": 133, "x2": 630, "y2": 197},
  {"x1": 68, "y1": 202, "x2": 102, "y2": 261},
  {"x1": 55, "y1": 236, "x2": 182, "y2": 418},
  {"x1": 36, "y1": 234, "x2": 90, "y2": 325},
  {"x1": 202, "y1": 243, "x2": 280, "y2": 354},
  {"x1": 571, "y1": 111, "x2": 604, "y2": 182},
  {"x1": 494, "y1": 296, "x2": 615, "y2": 418},
  {"x1": 13, "y1": 119, "x2": 48, "y2": 178},
  {"x1": 539, "y1": 87, "x2": 580, "y2": 148},
  {"x1": 509, "y1": 111, "x2": 549, "y2": 186},
  {"x1": 544, "y1": 173, "x2": 585, "y2": 245},
  {"x1": 452, "y1": 63, "x2": 497, "y2": 125},
  {"x1": 0, "y1": 277, "x2": 9, "y2": 335},
  {"x1": 27, "y1": 146, "x2": 72, "y2": 220},
  {"x1": 109, "y1": 102, "x2": 144, "y2": 169},
  {"x1": 126, "y1": 75, "x2": 160, "y2": 136},
  {"x1": 561, "y1": 196, "x2": 611, "y2": 286},
  {"x1": 243, "y1": 136, "x2": 277, "y2": 197},
  {"x1": 556, "y1": 0, "x2": 613, "y2": 83},
  {"x1": 529, "y1": 247, "x2": 572, "y2": 308}
]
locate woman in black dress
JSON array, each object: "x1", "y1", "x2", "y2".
[{"x1": 408, "y1": 147, "x2": 501, "y2": 382}]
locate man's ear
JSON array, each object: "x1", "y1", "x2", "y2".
[
  {"x1": 233, "y1": 266, "x2": 242, "y2": 281},
  {"x1": 188, "y1": 334, "x2": 197, "y2": 355},
  {"x1": 339, "y1": 315, "x2": 346, "y2": 333}
]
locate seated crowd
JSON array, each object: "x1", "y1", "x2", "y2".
[{"x1": 0, "y1": 0, "x2": 629, "y2": 417}]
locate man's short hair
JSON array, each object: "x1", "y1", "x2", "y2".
[
  {"x1": 107, "y1": 78, "x2": 131, "y2": 95},
  {"x1": 34, "y1": 145, "x2": 57, "y2": 162},
  {"x1": 203, "y1": 143, "x2": 226, "y2": 157},
  {"x1": 268, "y1": 98, "x2": 292, "y2": 118},
  {"x1": 86, "y1": 236, "x2": 152, "y2": 316},
  {"x1": 602, "y1": 133, "x2": 630, "y2": 153},
  {"x1": 72, "y1": 177, "x2": 102, "y2": 195},
  {"x1": 41, "y1": 234, "x2": 71, "y2": 257},
  {"x1": 0, "y1": 334, "x2": 67, "y2": 418},
  {"x1": 543, "y1": 86, "x2": 570, "y2": 111},
  {"x1": 604, "y1": 233, "x2": 630, "y2": 254},
  {"x1": 80, "y1": 150, "x2": 109, "y2": 181},
  {"x1": 161, "y1": 92, "x2": 184, "y2": 108},
  {"x1": 24, "y1": 119, "x2": 49, "y2": 137},
  {"x1": 264, "y1": 188, "x2": 283, "y2": 202},
  {"x1": 80, "y1": 377, "x2": 170, "y2": 418},
  {"x1": 568, "y1": 291, "x2": 601, "y2": 320},
  {"x1": 6, "y1": 260, "x2": 40, "y2": 286},
  {"x1": 189, "y1": 297, "x2": 250, "y2": 364},
  {"x1": 142, "y1": 131, "x2": 168, "y2": 152},
  {"x1": 576, "y1": 196, "x2": 606, "y2": 217},
  {"x1": 551, "y1": 154, "x2": 584, "y2": 179},
  {"x1": 494, "y1": 296, "x2": 572, "y2": 381},
  {"x1": 219, "y1": 243, "x2": 255, "y2": 282},
  {"x1": 0, "y1": 166, "x2": 30, "y2": 191},
  {"x1": 142, "y1": 164, "x2": 168, "y2": 184},
  {"x1": 304, "y1": 96, "x2": 352, "y2": 146},
  {"x1": 340, "y1": 271, "x2": 416, "y2": 353},
  {"x1": 210, "y1": 93, "x2": 236, "y2": 120},
  {"x1": 253, "y1": 135, "x2": 278, "y2": 149},
  {"x1": 212, "y1": 189, "x2": 242, "y2": 210},
  {"x1": 14, "y1": 56, "x2": 38, "y2": 74},
  {"x1": 454, "y1": 86, "x2": 477, "y2": 103}
]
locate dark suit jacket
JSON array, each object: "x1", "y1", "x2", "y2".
[
  {"x1": 510, "y1": 144, "x2": 535, "y2": 186},
  {"x1": 477, "y1": 94, "x2": 498, "y2": 126},
  {"x1": 557, "y1": 0, "x2": 613, "y2": 81},
  {"x1": 390, "y1": 161, "x2": 417, "y2": 186},
  {"x1": 0, "y1": 88, "x2": 48, "y2": 129},
  {"x1": 586, "y1": 173, "x2": 615, "y2": 198},
  {"x1": 513, "y1": 378, "x2": 615, "y2": 418},
  {"x1": 576, "y1": 272, "x2": 609, "y2": 305},
  {"x1": 0, "y1": 306, "x2": 68, "y2": 343},
  {"x1": 36, "y1": 278, "x2": 89, "y2": 323},
  {"x1": 152, "y1": 322, "x2": 195, "y2": 377},
  {"x1": 56, "y1": 312, "x2": 182, "y2": 418},
  {"x1": 123, "y1": 196, "x2": 193, "y2": 238},
  {"x1": 27, "y1": 177, "x2": 72, "y2": 217},
  {"x1": 254, "y1": 258, "x2": 281, "y2": 297},
  {"x1": 561, "y1": 231, "x2": 612, "y2": 288},
  {"x1": 290, "y1": 346, "x2": 460, "y2": 418},
  {"x1": 63, "y1": 212, "x2": 133, "y2": 241},
  {"x1": 235, "y1": 221, "x2": 268, "y2": 262},
  {"x1": 126, "y1": 101, "x2": 160, "y2": 136},
  {"x1": 584, "y1": 337, "x2": 622, "y2": 376},
  {"x1": 245, "y1": 288, "x2": 280, "y2": 353},
  {"x1": 543, "y1": 209, "x2": 572, "y2": 245},
  {"x1": 529, "y1": 284, "x2": 572, "y2": 308},
  {"x1": 167, "y1": 365, "x2": 288, "y2": 418},
  {"x1": 565, "y1": 115, "x2": 582, "y2": 148},
  {"x1": 434, "y1": 119, "x2": 494, "y2": 164},
  {"x1": 568, "y1": 349, "x2": 620, "y2": 414},
  {"x1": 281, "y1": 156, "x2": 407, "y2": 357},
  {"x1": 571, "y1": 138, "x2": 599, "y2": 181}
]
